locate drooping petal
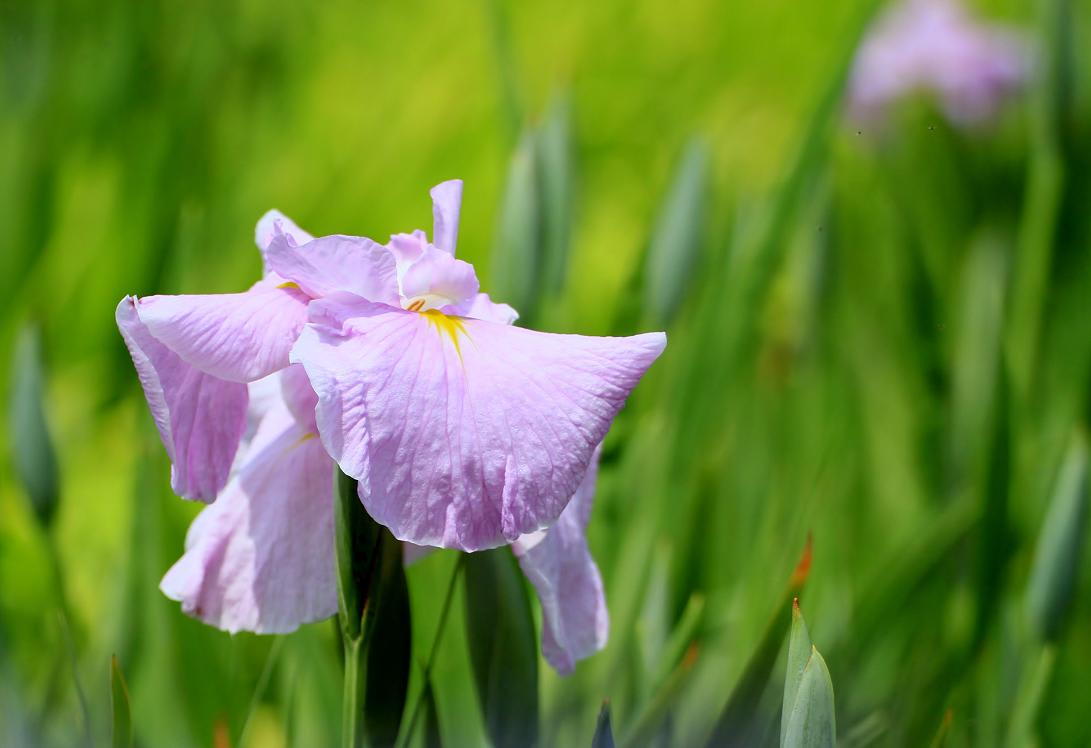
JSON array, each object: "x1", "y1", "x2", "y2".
[
  {"x1": 255, "y1": 210, "x2": 314, "y2": 252},
  {"x1": 399, "y1": 247, "x2": 480, "y2": 311},
  {"x1": 265, "y1": 233, "x2": 400, "y2": 306},
  {"x1": 512, "y1": 447, "x2": 607, "y2": 675},
  {"x1": 116, "y1": 297, "x2": 248, "y2": 501},
  {"x1": 430, "y1": 179, "x2": 463, "y2": 255},
  {"x1": 451, "y1": 293, "x2": 519, "y2": 325},
  {"x1": 160, "y1": 400, "x2": 337, "y2": 634},
  {"x1": 136, "y1": 280, "x2": 310, "y2": 383},
  {"x1": 291, "y1": 297, "x2": 666, "y2": 551}
]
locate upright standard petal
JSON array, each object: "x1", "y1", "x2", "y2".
[
  {"x1": 160, "y1": 400, "x2": 337, "y2": 633},
  {"x1": 136, "y1": 280, "x2": 310, "y2": 382},
  {"x1": 292, "y1": 298, "x2": 666, "y2": 551},
  {"x1": 116, "y1": 297, "x2": 248, "y2": 501},
  {"x1": 264, "y1": 234, "x2": 400, "y2": 306},
  {"x1": 512, "y1": 447, "x2": 607, "y2": 675},
  {"x1": 430, "y1": 179, "x2": 463, "y2": 255},
  {"x1": 255, "y1": 210, "x2": 314, "y2": 252},
  {"x1": 399, "y1": 247, "x2": 480, "y2": 311}
]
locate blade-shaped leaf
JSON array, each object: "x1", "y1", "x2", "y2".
[
  {"x1": 782, "y1": 599, "x2": 813, "y2": 746},
  {"x1": 463, "y1": 548, "x2": 538, "y2": 747},
  {"x1": 536, "y1": 91, "x2": 574, "y2": 295},
  {"x1": 592, "y1": 701, "x2": 615, "y2": 748},
  {"x1": 491, "y1": 131, "x2": 542, "y2": 324},
  {"x1": 336, "y1": 470, "x2": 382, "y2": 641},
  {"x1": 110, "y1": 655, "x2": 132, "y2": 748},
  {"x1": 9, "y1": 325, "x2": 60, "y2": 528},
  {"x1": 364, "y1": 531, "x2": 412, "y2": 747},
  {"x1": 643, "y1": 137, "x2": 710, "y2": 326},
  {"x1": 782, "y1": 647, "x2": 835, "y2": 748},
  {"x1": 1025, "y1": 431, "x2": 1088, "y2": 642}
]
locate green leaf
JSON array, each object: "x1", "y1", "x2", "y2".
[
  {"x1": 463, "y1": 548, "x2": 538, "y2": 747},
  {"x1": 782, "y1": 599, "x2": 813, "y2": 746},
  {"x1": 364, "y1": 531, "x2": 412, "y2": 747},
  {"x1": 9, "y1": 324, "x2": 60, "y2": 528},
  {"x1": 643, "y1": 137, "x2": 709, "y2": 326},
  {"x1": 592, "y1": 701, "x2": 615, "y2": 748},
  {"x1": 782, "y1": 647, "x2": 835, "y2": 748},
  {"x1": 335, "y1": 469, "x2": 383, "y2": 641},
  {"x1": 1025, "y1": 430, "x2": 1089, "y2": 642},
  {"x1": 110, "y1": 655, "x2": 132, "y2": 748},
  {"x1": 536, "y1": 91, "x2": 574, "y2": 295},
  {"x1": 491, "y1": 131, "x2": 542, "y2": 324}
]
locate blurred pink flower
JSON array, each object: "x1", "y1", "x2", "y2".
[{"x1": 848, "y1": 0, "x2": 1029, "y2": 126}]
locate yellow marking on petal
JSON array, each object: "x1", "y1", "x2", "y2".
[
  {"x1": 277, "y1": 281, "x2": 301, "y2": 290},
  {"x1": 295, "y1": 432, "x2": 317, "y2": 446},
  {"x1": 421, "y1": 309, "x2": 468, "y2": 363}
]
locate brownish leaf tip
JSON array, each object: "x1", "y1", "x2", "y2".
[{"x1": 789, "y1": 533, "x2": 813, "y2": 588}]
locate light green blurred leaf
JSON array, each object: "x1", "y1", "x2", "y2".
[
  {"x1": 111, "y1": 655, "x2": 133, "y2": 748},
  {"x1": 782, "y1": 647, "x2": 835, "y2": 748},
  {"x1": 782, "y1": 599, "x2": 813, "y2": 746},
  {"x1": 9, "y1": 324, "x2": 60, "y2": 528},
  {"x1": 644, "y1": 137, "x2": 709, "y2": 326},
  {"x1": 536, "y1": 92, "x2": 574, "y2": 295},
  {"x1": 491, "y1": 131, "x2": 542, "y2": 323},
  {"x1": 463, "y1": 549, "x2": 538, "y2": 748},
  {"x1": 1025, "y1": 431, "x2": 1088, "y2": 642}
]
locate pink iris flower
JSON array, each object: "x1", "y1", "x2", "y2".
[
  {"x1": 117, "y1": 181, "x2": 665, "y2": 673},
  {"x1": 848, "y1": 0, "x2": 1028, "y2": 127}
]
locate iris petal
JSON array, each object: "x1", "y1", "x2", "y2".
[
  {"x1": 291, "y1": 297, "x2": 666, "y2": 551},
  {"x1": 116, "y1": 297, "x2": 248, "y2": 501}
]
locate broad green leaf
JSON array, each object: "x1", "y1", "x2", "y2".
[
  {"x1": 491, "y1": 131, "x2": 542, "y2": 324},
  {"x1": 592, "y1": 701, "x2": 615, "y2": 748},
  {"x1": 9, "y1": 325, "x2": 60, "y2": 528},
  {"x1": 111, "y1": 655, "x2": 133, "y2": 748},
  {"x1": 643, "y1": 137, "x2": 709, "y2": 326},
  {"x1": 782, "y1": 600, "x2": 813, "y2": 746},
  {"x1": 364, "y1": 531, "x2": 412, "y2": 747},
  {"x1": 782, "y1": 647, "x2": 835, "y2": 748},
  {"x1": 463, "y1": 549, "x2": 538, "y2": 748},
  {"x1": 1025, "y1": 431, "x2": 1088, "y2": 642}
]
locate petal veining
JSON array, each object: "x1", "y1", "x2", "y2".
[
  {"x1": 265, "y1": 233, "x2": 401, "y2": 306},
  {"x1": 116, "y1": 296, "x2": 248, "y2": 501},
  {"x1": 291, "y1": 297, "x2": 666, "y2": 551}
]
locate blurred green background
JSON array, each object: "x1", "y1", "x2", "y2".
[{"x1": 3, "y1": 0, "x2": 1091, "y2": 745}]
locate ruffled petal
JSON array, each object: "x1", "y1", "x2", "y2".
[
  {"x1": 255, "y1": 210, "x2": 314, "y2": 252},
  {"x1": 265, "y1": 233, "x2": 400, "y2": 306},
  {"x1": 400, "y1": 247, "x2": 479, "y2": 311},
  {"x1": 430, "y1": 179, "x2": 463, "y2": 255},
  {"x1": 291, "y1": 298, "x2": 666, "y2": 551},
  {"x1": 159, "y1": 400, "x2": 337, "y2": 633},
  {"x1": 450, "y1": 293, "x2": 519, "y2": 325},
  {"x1": 116, "y1": 297, "x2": 248, "y2": 501},
  {"x1": 512, "y1": 447, "x2": 607, "y2": 675},
  {"x1": 136, "y1": 280, "x2": 310, "y2": 382}
]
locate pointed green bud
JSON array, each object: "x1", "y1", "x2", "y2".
[
  {"x1": 1025, "y1": 430, "x2": 1089, "y2": 641},
  {"x1": 782, "y1": 598, "x2": 814, "y2": 746},
  {"x1": 782, "y1": 645, "x2": 836, "y2": 748},
  {"x1": 9, "y1": 325, "x2": 60, "y2": 528}
]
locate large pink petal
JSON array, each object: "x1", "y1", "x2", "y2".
[
  {"x1": 116, "y1": 297, "x2": 248, "y2": 501},
  {"x1": 264, "y1": 233, "x2": 400, "y2": 306},
  {"x1": 160, "y1": 401, "x2": 337, "y2": 633},
  {"x1": 430, "y1": 180, "x2": 463, "y2": 255},
  {"x1": 512, "y1": 447, "x2": 607, "y2": 675},
  {"x1": 450, "y1": 293, "x2": 519, "y2": 325},
  {"x1": 291, "y1": 298, "x2": 666, "y2": 551},
  {"x1": 136, "y1": 280, "x2": 310, "y2": 383}
]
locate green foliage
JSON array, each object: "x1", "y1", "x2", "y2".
[
  {"x1": 3, "y1": 0, "x2": 1091, "y2": 746},
  {"x1": 110, "y1": 655, "x2": 132, "y2": 748},
  {"x1": 463, "y1": 549, "x2": 539, "y2": 747}
]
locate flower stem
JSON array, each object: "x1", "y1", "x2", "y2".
[{"x1": 342, "y1": 634, "x2": 367, "y2": 748}]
